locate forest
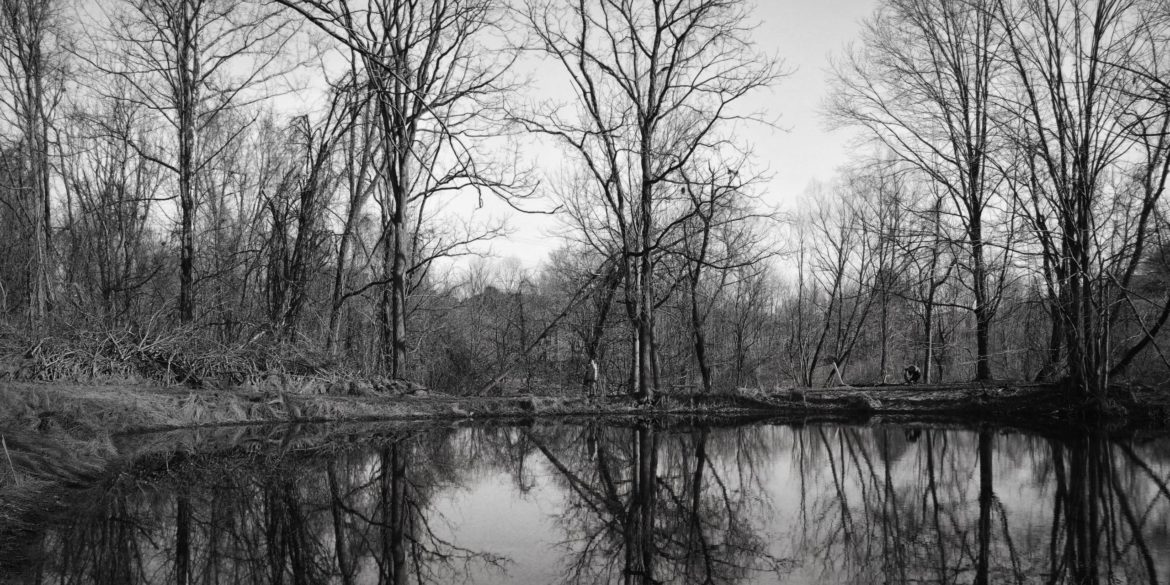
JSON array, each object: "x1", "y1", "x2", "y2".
[{"x1": 1, "y1": 0, "x2": 1168, "y2": 403}]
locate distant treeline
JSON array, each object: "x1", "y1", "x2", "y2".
[{"x1": 0, "y1": 0, "x2": 1167, "y2": 400}]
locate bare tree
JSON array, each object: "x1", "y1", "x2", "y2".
[
  {"x1": 785, "y1": 181, "x2": 880, "y2": 387},
  {"x1": 517, "y1": 0, "x2": 782, "y2": 400},
  {"x1": 275, "y1": 0, "x2": 522, "y2": 378},
  {"x1": 260, "y1": 95, "x2": 353, "y2": 339},
  {"x1": 59, "y1": 93, "x2": 166, "y2": 321},
  {"x1": 677, "y1": 161, "x2": 773, "y2": 392},
  {"x1": 82, "y1": 0, "x2": 299, "y2": 324},
  {"x1": 896, "y1": 182, "x2": 957, "y2": 384},
  {"x1": 995, "y1": 0, "x2": 1164, "y2": 397},
  {"x1": 831, "y1": 0, "x2": 1008, "y2": 381},
  {"x1": 0, "y1": 0, "x2": 66, "y2": 329}
]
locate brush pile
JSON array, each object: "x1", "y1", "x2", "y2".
[{"x1": 0, "y1": 321, "x2": 342, "y2": 388}]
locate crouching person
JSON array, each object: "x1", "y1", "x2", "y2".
[{"x1": 903, "y1": 364, "x2": 921, "y2": 385}]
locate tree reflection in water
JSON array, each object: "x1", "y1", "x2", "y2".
[
  {"x1": 18, "y1": 428, "x2": 505, "y2": 585},
  {"x1": 8, "y1": 422, "x2": 1170, "y2": 585},
  {"x1": 790, "y1": 426, "x2": 1170, "y2": 585},
  {"x1": 526, "y1": 422, "x2": 792, "y2": 584}
]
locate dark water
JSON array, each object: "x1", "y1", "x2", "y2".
[{"x1": 10, "y1": 421, "x2": 1170, "y2": 584}]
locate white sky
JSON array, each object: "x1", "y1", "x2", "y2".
[{"x1": 483, "y1": 0, "x2": 880, "y2": 268}]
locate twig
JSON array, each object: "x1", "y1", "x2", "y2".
[{"x1": 2, "y1": 436, "x2": 20, "y2": 486}]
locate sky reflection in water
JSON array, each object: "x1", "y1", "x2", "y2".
[{"x1": 14, "y1": 422, "x2": 1170, "y2": 584}]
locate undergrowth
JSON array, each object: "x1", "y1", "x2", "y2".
[{"x1": 0, "y1": 318, "x2": 352, "y2": 388}]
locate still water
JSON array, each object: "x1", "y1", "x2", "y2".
[{"x1": 11, "y1": 421, "x2": 1170, "y2": 584}]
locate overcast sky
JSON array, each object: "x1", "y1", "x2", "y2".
[
  {"x1": 487, "y1": 0, "x2": 880, "y2": 267},
  {"x1": 751, "y1": 0, "x2": 878, "y2": 205}
]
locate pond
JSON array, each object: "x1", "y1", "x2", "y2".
[{"x1": 8, "y1": 420, "x2": 1170, "y2": 584}]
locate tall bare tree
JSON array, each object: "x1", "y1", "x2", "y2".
[
  {"x1": 83, "y1": 0, "x2": 299, "y2": 323},
  {"x1": 0, "y1": 0, "x2": 65, "y2": 329},
  {"x1": 275, "y1": 0, "x2": 521, "y2": 378},
  {"x1": 518, "y1": 0, "x2": 781, "y2": 399},
  {"x1": 831, "y1": 0, "x2": 1007, "y2": 381},
  {"x1": 996, "y1": 0, "x2": 1164, "y2": 398}
]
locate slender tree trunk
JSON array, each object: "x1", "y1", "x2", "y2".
[
  {"x1": 379, "y1": 199, "x2": 395, "y2": 371},
  {"x1": 283, "y1": 177, "x2": 320, "y2": 338},
  {"x1": 637, "y1": 241, "x2": 653, "y2": 400},
  {"x1": 585, "y1": 269, "x2": 619, "y2": 391},
  {"x1": 176, "y1": 4, "x2": 196, "y2": 324},
  {"x1": 974, "y1": 427, "x2": 993, "y2": 585},
  {"x1": 690, "y1": 283, "x2": 712, "y2": 393},
  {"x1": 380, "y1": 445, "x2": 408, "y2": 585},
  {"x1": 923, "y1": 298, "x2": 935, "y2": 385},
  {"x1": 626, "y1": 425, "x2": 657, "y2": 583},
  {"x1": 686, "y1": 430, "x2": 709, "y2": 581},
  {"x1": 7, "y1": 0, "x2": 56, "y2": 330},
  {"x1": 971, "y1": 222, "x2": 992, "y2": 381},
  {"x1": 879, "y1": 291, "x2": 888, "y2": 383},
  {"x1": 328, "y1": 110, "x2": 370, "y2": 354},
  {"x1": 390, "y1": 185, "x2": 407, "y2": 378},
  {"x1": 1036, "y1": 252, "x2": 1065, "y2": 381},
  {"x1": 327, "y1": 462, "x2": 355, "y2": 585},
  {"x1": 175, "y1": 492, "x2": 191, "y2": 585},
  {"x1": 328, "y1": 219, "x2": 353, "y2": 353},
  {"x1": 635, "y1": 115, "x2": 655, "y2": 400}
]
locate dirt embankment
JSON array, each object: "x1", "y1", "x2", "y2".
[
  {"x1": 0, "y1": 382, "x2": 768, "y2": 488},
  {"x1": 2, "y1": 380, "x2": 1168, "y2": 446}
]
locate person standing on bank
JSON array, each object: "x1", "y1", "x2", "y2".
[{"x1": 585, "y1": 359, "x2": 600, "y2": 398}]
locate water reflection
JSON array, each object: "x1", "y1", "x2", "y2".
[
  {"x1": 9, "y1": 422, "x2": 1170, "y2": 584},
  {"x1": 526, "y1": 424, "x2": 790, "y2": 583}
]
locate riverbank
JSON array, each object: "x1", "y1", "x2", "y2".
[{"x1": 3, "y1": 379, "x2": 1168, "y2": 441}]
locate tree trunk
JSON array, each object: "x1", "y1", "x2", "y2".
[
  {"x1": 390, "y1": 185, "x2": 408, "y2": 379},
  {"x1": 879, "y1": 291, "x2": 888, "y2": 384},
  {"x1": 175, "y1": 492, "x2": 191, "y2": 585},
  {"x1": 381, "y1": 445, "x2": 408, "y2": 585},
  {"x1": 4, "y1": 0, "x2": 55, "y2": 331},
  {"x1": 328, "y1": 217, "x2": 354, "y2": 354},
  {"x1": 379, "y1": 199, "x2": 395, "y2": 372},
  {"x1": 585, "y1": 269, "x2": 619, "y2": 390},
  {"x1": 176, "y1": 4, "x2": 196, "y2": 324},
  {"x1": 327, "y1": 462, "x2": 355, "y2": 585},
  {"x1": 974, "y1": 427, "x2": 993, "y2": 585},
  {"x1": 690, "y1": 286, "x2": 713, "y2": 393},
  {"x1": 626, "y1": 425, "x2": 657, "y2": 583},
  {"x1": 637, "y1": 236, "x2": 653, "y2": 401},
  {"x1": 970, "y1": 222, "x2": 992, "y2": 381},
  {"x1": 923, "y1": 298, "x2": 935, "y2": 385}
]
